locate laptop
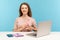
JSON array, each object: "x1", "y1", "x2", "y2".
[{"x1": 27, "y1": 21, "x2": 52, "y2": 37}]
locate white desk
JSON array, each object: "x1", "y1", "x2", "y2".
[{"x1": 0, "y1": 32, "x2": 60, "y2": 40}]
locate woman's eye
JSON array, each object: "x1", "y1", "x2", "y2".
[
  {"x1": 21, "y1": 7, "x2": 27, "y2": 9},
  {"x1": 21, "y1": 8, "x2": 24, "y2": 9}
]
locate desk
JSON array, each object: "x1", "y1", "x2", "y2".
[{"x1": 0, "y1": 32, "x2": 60, "y2": 40}]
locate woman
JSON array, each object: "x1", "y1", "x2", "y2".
[{"x1": 13, "y1": 2, "x2": 37, "y2": 32}]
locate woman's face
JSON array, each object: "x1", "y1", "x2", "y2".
[{"x1": 21, "y1": 4, "x2": 28, "y2": 15}]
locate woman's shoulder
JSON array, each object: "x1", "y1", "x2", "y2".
[
  {"x1": 15, "y1": 17, "x2": 22, "y2": 21},
  {"x1": 29, "y1": 17, "x2": 36, "y2": 24},
  {"x1": 29, "y1": 17, "x2": 35, "y2": 21}
]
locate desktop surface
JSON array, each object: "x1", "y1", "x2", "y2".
[{"x1": 0, "y1": 32, "x2": 60, "y2": 40}]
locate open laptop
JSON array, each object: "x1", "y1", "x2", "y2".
[{"x1": 27, "y1": 21, "x2": 52, "y2": 37}]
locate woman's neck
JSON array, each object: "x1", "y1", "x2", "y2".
[{"x1": 22, "y1": 15, "x2": 28, "y2": 19}]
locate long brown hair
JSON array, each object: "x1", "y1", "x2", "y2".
[{"x1": 19, "y1": 2, "x2": 32, "y2": 17}]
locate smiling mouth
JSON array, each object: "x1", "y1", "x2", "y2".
[{"x1": 23, "y1": 10, "x2": 26, "y2": 12}]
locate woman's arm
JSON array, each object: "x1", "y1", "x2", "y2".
[
  {"x1": 13, "y1": 19, "x2": 18, "y2": 32},
  {"x1": 32, "y1": 19, "x2": 37, "y2": 32},
  {"x1": 13, "y1": 23, "x2": 18, "y2": 32}
]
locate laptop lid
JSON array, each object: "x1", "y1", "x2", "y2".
[{"x1": 37, "y1": 21, "x2": 52, "y2": 37}]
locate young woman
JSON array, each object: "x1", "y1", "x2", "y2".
[{"x1": 13, "y1": 2, "x2": 37, "y2": 32}]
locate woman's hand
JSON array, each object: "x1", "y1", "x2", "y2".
[
  {"x1": 25, "y1": 26, "x2": 33, "y2": 31},
  {"x1": 16, "y1": 22, "x2": 37, "y2": 32},
  {"x1": 32, "y1": 27, "x2": 37, "y2": 32},
  {"x1": 17, "y1": 25, "x2": 26, "y2": 32},
  {"x1": 17, "y1": 23, "x2": 29, "y2": 32}
]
